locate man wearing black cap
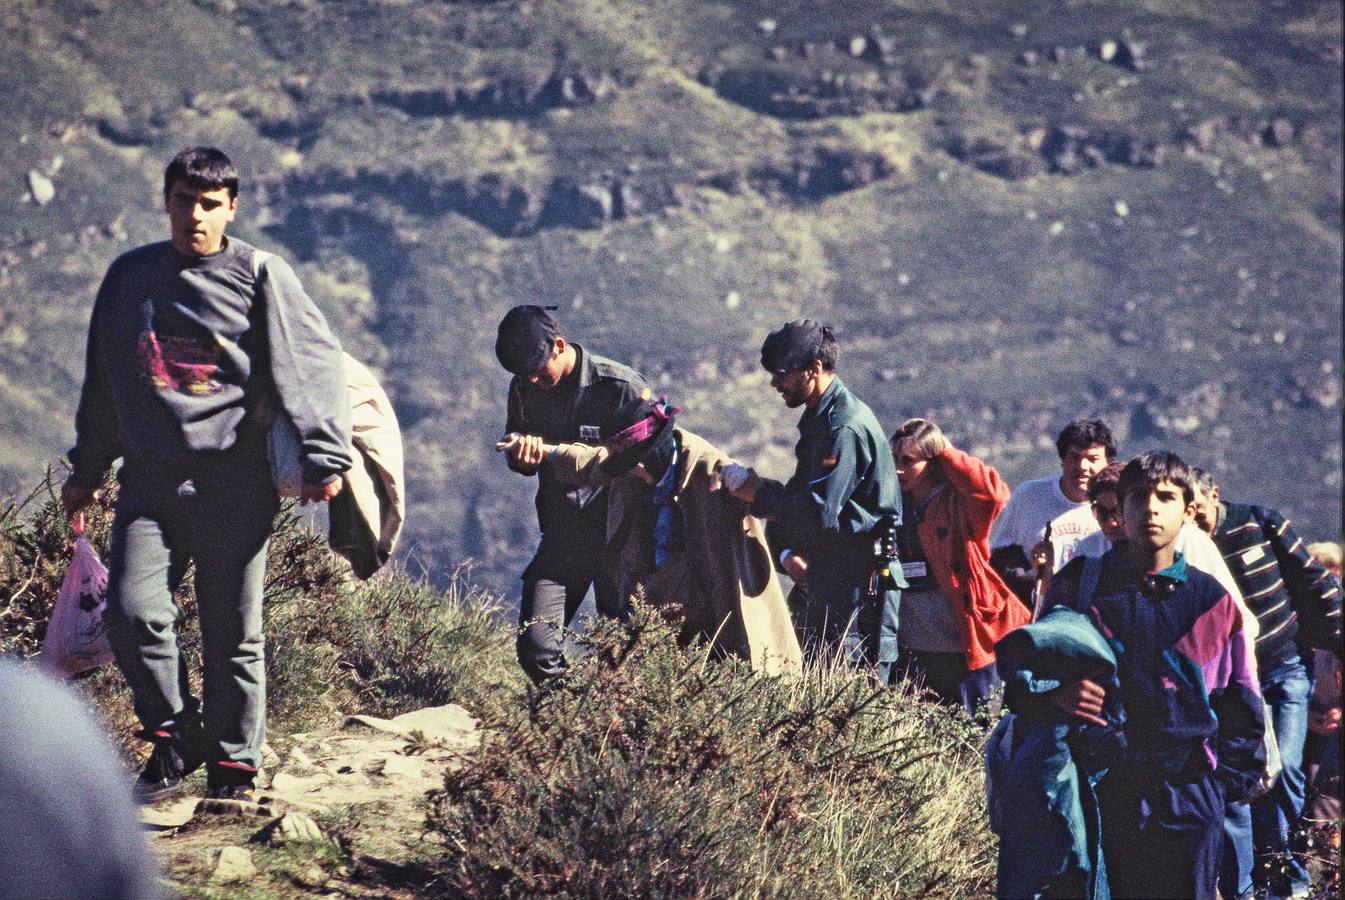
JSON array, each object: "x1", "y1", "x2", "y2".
[
  {"x1": 725, "y1": 320, "x2": 904, "y2": 679},
  {"x1": 495, "y1": 304, "x2": 652, "y2": 682}
]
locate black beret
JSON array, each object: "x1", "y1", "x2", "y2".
[
  {"x1": 495, "y1": 305, "x2": 560, "y2": 375},
  {"x1": 760, "y1": 319, "x2": 828, "y2": 375}
]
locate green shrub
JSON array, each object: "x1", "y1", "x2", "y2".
[{"x1": 429, "y1": 598, "x2": 995, "y2": 898}]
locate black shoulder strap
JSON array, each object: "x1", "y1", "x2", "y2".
[{"x1": 246, "y1": 249, "x2": 276, "y2": 421}]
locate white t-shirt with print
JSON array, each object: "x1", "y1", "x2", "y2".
[
  {"x1": 1046, "y1": 503, "x2": 1103, "y2": 573},
  {"x1": 990, "y1": 475, "x2": 1090, "y2": 569}
]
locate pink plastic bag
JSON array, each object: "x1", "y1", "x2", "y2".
[{"x1": 39, "y1": 515, "x2": 115, "y2": 677}]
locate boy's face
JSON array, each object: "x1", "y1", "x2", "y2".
[
  {"x1": 1121, "y1": 479, "x2": 1192, "y2": 554},
  {"x1": 1091, "y1": 489, "x2": 1126, "y2": 543},
  {"x1": 165, "y1": 180, "x2": 235, "y2": 256},
  {"x1": 523, "y1": 338, "x2": 569, "y2": 389}
]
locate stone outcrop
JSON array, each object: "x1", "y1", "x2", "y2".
[
  {"x1": 210, "y1": 846, "x2": 256, "y2": 882},
  {"x1": 951, "y1": 123, "x2": 1165, "y2": 181},
  {"x1": 368, "y1": 69, "x2": 615, "y2": 118},
  {"x1": 746, "y1": 148, "x2": 898, "y2": 200},
  {"x1": 264, "y1": 141, "x2": 901, "y2": 240},
  {"x1": 254, "y1": 811, "x2": 327, "y2": 846},
  {"x1": 701, "y1": 63, "x2": 937, "y2": 119}
]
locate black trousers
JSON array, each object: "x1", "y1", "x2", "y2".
[
  {"x1": 516, "y1": 527, "x2": 621, "y2": 683},
  {"x1": 1099, "y1": 770, "x2": 1226, "y2": 900}
]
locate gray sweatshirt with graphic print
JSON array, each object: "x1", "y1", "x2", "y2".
[{"x1": 69, "y1": 237, "x2": 352, "y2": 487}]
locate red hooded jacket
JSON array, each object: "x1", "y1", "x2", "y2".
[{"x1": 912, "y1": 446, "x2": 1029, "y2": 671}]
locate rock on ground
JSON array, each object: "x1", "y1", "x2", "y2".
[
  {"x1": 26, "y1": 170, "x2": 54, "y2": 205},
  {"x1": 255, "y1": 810, "x2": 326, "y2": 845},
  {"x1": 210, "y1": 846, "x2": 255, "y2": 882}
]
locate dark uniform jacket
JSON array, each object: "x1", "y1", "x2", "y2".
[
  {"x1": 1212, "y1": 500, "x2": 1342, "y2": 670},
  {"x1": 750, "y1": 376, "x2": 901, "y2": 559},
  {"x1": 505, "y1": 344, "x2": 649, "y2": 534}
]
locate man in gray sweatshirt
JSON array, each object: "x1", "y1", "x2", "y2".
[{"x1": 62, "y1": 146, "x2": 353, "y2": 804}]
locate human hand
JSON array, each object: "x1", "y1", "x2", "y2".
[
  {"x1": 782, "y1": 550, "x2": 808, "y2": 585},
  {"x1": 727, "y1": 469, "x2": 761, "y2": 504},
  {"x1": 60, "y1": 481, "x2": 101, "y2": 523},
  {"x1": 1030, "y1": 538, "x2": 1054, "y2": 571},
  {"x1": 1309, "y1": 705, "x2": 1341, "y2": 735},
  {"x1": 510, "y1": 434, "x2": 548, "y2": 470},
  {"x1": 299, "y1": 476, "x2": 343, "y2": 505},
  {"x1": 927, "y1": 426, "x2": 950, "y2": 457},
  {"x1": 1047, "y1": 676, "x2": 1108, "y2": 727}
]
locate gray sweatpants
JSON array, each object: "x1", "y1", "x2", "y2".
[{"x1": 103, "y1": 441, "x2": 278, "y2": 769}]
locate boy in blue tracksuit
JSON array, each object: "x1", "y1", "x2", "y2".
[{"x1": 1043, "y1": 452, "x2": 1264, "y2": 899}]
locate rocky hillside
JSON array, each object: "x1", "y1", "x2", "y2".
[{"x1": 2, "y1": 0, "x2": 1340, "y2": 596}]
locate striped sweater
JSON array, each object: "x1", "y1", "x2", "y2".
[{"x1": 1212, "y1": 501, "x2": 1342, "y2": 671}]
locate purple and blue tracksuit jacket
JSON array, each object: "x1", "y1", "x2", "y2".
[{"x1": 1047, "y1": 548, "x2": 1266, "y2": 803}]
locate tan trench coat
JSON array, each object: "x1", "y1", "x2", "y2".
[{"x1": 549, "y1": 428, "x2": 801, "y2": 675}]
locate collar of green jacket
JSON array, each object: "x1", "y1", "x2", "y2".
[{"x1": 797, "y1": 375, "x2": 846, "y2": 434}]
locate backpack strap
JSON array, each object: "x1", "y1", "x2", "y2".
[
  {"x1": 248, "y1": 248, "x2": 277, "y2": 423},
  {"x1": 1074, "y1": 554, "x2": 1104, "y2": 612}
]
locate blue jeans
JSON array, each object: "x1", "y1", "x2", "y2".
[{"x1": 1252, "y1": 658, "x2": 1311, "y2": 894}]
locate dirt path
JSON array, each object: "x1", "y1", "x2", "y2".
[{"x1": 141, "y1": 705, "x2": 480, "y2": 898}]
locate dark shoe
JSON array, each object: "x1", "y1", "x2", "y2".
[
  {"x1": 132, "y1": 724, "x2": 202, "y2": 804},
  {"x1": 197, "y1": 763, "x2": 269, "y2": 816},
  {"x1": 204, "y1": 782, "x2": 255, "y2": 803},
  {"x1": 206, "y1": 760, "x2": 258, "y2": 790}
]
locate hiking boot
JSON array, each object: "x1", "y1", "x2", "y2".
[{"x1": 132, "y1": 723, "x2": 203, "y2": 804}]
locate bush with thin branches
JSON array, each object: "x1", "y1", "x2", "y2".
[{"x1": 429, "y1": 598, "x2": 996, "y2": 898}]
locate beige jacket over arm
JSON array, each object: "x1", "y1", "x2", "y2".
[{"x1": 549, "y1": 428, "x2": 801, "y2": 675}]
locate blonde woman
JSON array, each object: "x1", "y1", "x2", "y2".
[{"x1": 889, "y1": 418, "x2": 1028, "y2": 714}]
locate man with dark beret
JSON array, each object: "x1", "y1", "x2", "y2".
[
  {"x1": 495, "y1": 304, "x2": 652, "y2": 682},
  {"x1": 725, "y1": 320, "x2": 904, "y2": 679},
  {"x1": 500, "y1": 397, "x2": 803, "y2": 674}
]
